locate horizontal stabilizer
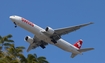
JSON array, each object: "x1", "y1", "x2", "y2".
[
  {"x1": 71, "y1": 53, "x2": 77, "y2": 58},
  {"x1": 78, "y1": 48, "x2": 94, "y2": 52}
]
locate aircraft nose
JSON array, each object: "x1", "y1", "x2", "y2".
[
  {"x1": 10, "y1": 15, "x2": 22, "y2": 23},
  {"x1": 10, "y1": 16, "x2": 15, "y2": 20},
  {"x1": 9, "y1": 16, "x2": 15, "y2": 21}
]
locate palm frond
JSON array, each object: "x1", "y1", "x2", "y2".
[
  {"x1": 16, "y1": 46, "x2": 25, "y2": 49},
  {"x1": 3, "y1": 43, "x2": 12, "y2": 47},
  {"x1": 5, "y1": 40, "x2": 14, "y2": 42},
  {"x1": 16, "y1": 49, "x2": 23, "y2": 53},
  {"x1": 37, "y1": 56, "x2": 49, "y2": 63},
  {"x1": 6, "y1": 34, "x2": 12, "y2": 38},
  {"x1": 33, "y1": 53, "x2": 37, "y2": 58},
  {"x1": 9, "y1": 44, "x2": 14, "y2": 47},
  {"x1": 38, "y1": 56, "x2": 46, "y2": 59},
  {"x1": 0, "y1": 36, "x2": 2, "y2": 39}
]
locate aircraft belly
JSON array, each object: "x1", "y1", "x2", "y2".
[
  {"x1": 55, "y1": 39, "x2": 80, "y2": 54},
  {"x1": 55, "y1": 39, "x2": 72, "y2": 52}
]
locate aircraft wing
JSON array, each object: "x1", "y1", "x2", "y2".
[
  {"x1": 27, "y1": 43, "x2": 37, "y2": 52},
  {"x1": 54, "y1": 22, "x2": 93, "y2": 36},
  {"x1": 27, "y1": 36, "x2": 48, "y2": 52}
]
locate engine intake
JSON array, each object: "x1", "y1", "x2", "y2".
[
  {"x1": 45, "y1": 27, "x2": 54, "y2": 35},
  {"x1": 25, "y1": 36, "x2": 28, "y2": 41},
  {"x1": 24, "y1": 36, "x2": 33, "y2": 44}
]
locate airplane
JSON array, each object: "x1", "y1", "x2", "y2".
[{"x1": 9, "y1": 15, "x2": 94, "y2": 58}]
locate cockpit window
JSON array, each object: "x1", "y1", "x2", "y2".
[{"x1": 12, "y1": 15, "x2": 16, "y2": 17}]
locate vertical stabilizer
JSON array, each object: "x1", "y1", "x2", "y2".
[{"x1": 74, "y1": 39, "x2": 83, "y2": 49}]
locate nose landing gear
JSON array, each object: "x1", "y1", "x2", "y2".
[{"x1": 13, "y1": 22, "x2": 17, "y2": 28}]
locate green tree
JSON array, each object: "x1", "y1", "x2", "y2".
[
  {"x1": 26, "y1": 54, "x2": 49, "y2": 63},
  {"x1": 6, "y1": 44, "x2": 26, "y2": 63},
  {"x1": 0, "y1": 34, "x2": 20, "y2": 63},
  {"x1": 0, "y1": 35, "x2": 49, "y2": 63},
  {"x1": 0, "y1": 34, "x2": 14, "y2": 51}
]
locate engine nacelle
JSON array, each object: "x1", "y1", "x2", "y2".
[
  {"x1": 45, "y1": 27, "x2": 54, "y2": 35},
  {"x1": 24, "y1": 36, "x2": 33, "y2": 44}
]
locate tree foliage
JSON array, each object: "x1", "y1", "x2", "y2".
[{"x1": 0, "y1": 34, "x2": 49, "y2": 63}]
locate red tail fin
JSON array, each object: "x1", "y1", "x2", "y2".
[{"x1": 74, "y1": 39, "x2": 83, "y2": 49}]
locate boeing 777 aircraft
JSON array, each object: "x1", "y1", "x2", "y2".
[{"x1": 10, "y1": 15, "x2": 94, "y2": 58}]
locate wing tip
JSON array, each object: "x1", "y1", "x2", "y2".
[
  {"x1": 91, "y1": 48, "x2": 94, "y2": 50},
  {"x1": 89, "y1": 22, "x2": 94, "y2": 24},
  {"x1": 27, "y1": 49, "x2": 29, "y2": 52}
]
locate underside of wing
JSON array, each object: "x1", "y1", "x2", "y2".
[
  {"x1": 27, "y1": 41, "x2": 48, "y2": 52},
  {"x1": 27, "y1": 43, "x2": 37, "y2": 52},
  {"x1": 27, "y1": 35, "x2": 48, "y2": 52},
  {"x1": 54, "y1": 22, "x2": 93, "y2": 36}
]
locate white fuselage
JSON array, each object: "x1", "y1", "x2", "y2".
[{"x1": 10, "y1": 15, "x2": 81, "y2": 54}]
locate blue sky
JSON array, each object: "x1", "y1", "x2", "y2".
[{"x1": 0, "y1": 0, "x2": 105, "y2": 63}]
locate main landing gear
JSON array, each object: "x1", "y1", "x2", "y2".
[
  {"x1": 50, "y1": 37, "x2": 57, "y2": 44},
  {"x1": 40, "y1": 44, "x2": 46, "y2": 49},
  {"x1": 50, "y1": 35, "x2": 61, "y2": 44},
  {"x1": 39, "y1": 40, "x2": 46, "y2": 49},
  {"x1": 51, "y1": 39, "x2": 57, "y2": 44}
]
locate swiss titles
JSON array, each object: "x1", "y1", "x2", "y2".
[{"x1": 22, "y1": 18, "x2": 34, "y2": 27}]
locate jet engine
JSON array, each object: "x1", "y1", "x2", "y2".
[
  {"x1": 24, "y1": 36, "x2": 33, "y2": 44},
  {"x1": 45, "y1": 27, "x2": 54, "y2": 35}
]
